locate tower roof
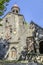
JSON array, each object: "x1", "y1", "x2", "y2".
[
  {"x1": 12, "y1": 4, "x2": 20, "y2": 10},
  {"x1": 13, "y1": 4, "x2": 19, "y2": 8},
  {"x1": 11, "y1": 4, "x2": 20, "y2": 14}
]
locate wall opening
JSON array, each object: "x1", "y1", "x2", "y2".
[
  {"x1": 11, "y1": 47, "x2": 17, "y2": 59},
  {"x1": 39, "y1": 41, "x2": 43, "y2": 54}
]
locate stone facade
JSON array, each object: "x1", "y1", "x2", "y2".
[{"x1": 0, "y1": 4, "x2": 43, "y2": 61}]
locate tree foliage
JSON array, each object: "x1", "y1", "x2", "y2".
[{"x1": 0, "y1": 0, "x2": 10, "y2": 16}]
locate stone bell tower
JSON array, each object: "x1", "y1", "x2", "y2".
[{"x1": 11, "y1": 4, "x2": 20, "y2": 14}]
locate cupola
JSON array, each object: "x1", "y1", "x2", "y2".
[{"x1": 11, "y1": 4, "x2": 20, "y2": 14}]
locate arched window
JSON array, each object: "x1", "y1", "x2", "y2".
[
  {"x1": 13, "y1": 10, "x2": 15, "y2": 13},
  {"x1": 6, "y1": 18, "x2": 8, "y2": 23},
  {"x1": 39, "y1": 41, "x2": 43, "y2": 54},
  {"x1": 11, "y1": 47, "x2": 17, "y2": 58},
  {"x1": 16, "y1": 10, "x2": 18, "y2": 13}
]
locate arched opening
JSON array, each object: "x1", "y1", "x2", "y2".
[
  {"x1": 11, "y1": 47, "x2": 17, "y2": 59},
  {"x1": 39, "y1": 41, "x2": 43, "y2": 54}
]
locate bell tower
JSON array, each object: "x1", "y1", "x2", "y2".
[{"x1": 11, "y1": 4, "x2": 20, "y2": 14}]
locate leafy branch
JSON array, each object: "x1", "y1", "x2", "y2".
[{"x1": 0, "y1": 0, "x2": 10, "y2": 16}]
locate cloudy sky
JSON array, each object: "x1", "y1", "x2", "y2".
[{"x1": 0, "y1": 0, "x2": 43, "y2": 27}]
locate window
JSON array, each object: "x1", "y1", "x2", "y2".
[
  {"x1": 10, "y1": 28, "x2": 12, "y2": 33},
  {"x1": 11, "y1": 47, "x2": 17, "y2": 58},
  {"x1": 16, "y1": 10, "x2": 18, "y2": 13},
  {"x1": 6, "y1": 18, "x2": 8, "y2": 23},
  {"x1": 13, "y1": 10, "x2": 15, "y2": 13}
]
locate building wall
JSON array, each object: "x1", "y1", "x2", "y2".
[
  {"x1": 0, "y1": 12, "x2": 28, "y2": 60},
  {"x1": 0, "y1": 5, "x2": 43, "y2": 61}
]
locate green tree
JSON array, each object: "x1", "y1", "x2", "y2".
[{"x1": 0, "y1": 0, "x2": 10, "y2": 16}]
